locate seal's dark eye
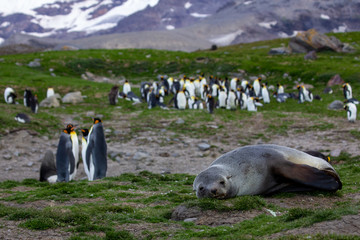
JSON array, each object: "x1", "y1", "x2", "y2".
[
  {"x1": 219, "y1": 181, "x2": 225, "y2": 185},
  {"x1": 199, "y1": 187, "x2": 204, "y2": 191}
]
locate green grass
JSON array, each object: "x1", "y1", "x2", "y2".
[{"x1": 1, "y1": 32, "x2": 360, "y2": 239}]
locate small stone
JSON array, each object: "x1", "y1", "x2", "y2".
[
  {"x1": 198, "y1": 143, "x2": 211, "y2": 151},
  {"x1": 5, "y1": 167, "x2": 12, "y2": 171},
  {"x1": 330, "y1": 149, "x2": 342, "y2": 157},
  {"x1": 176, "y1": 118, "x2": 185, "y2": 124},
  {"x1": 184, "y1": 218, "x2": 197, "y2": 222},
  {"x1": 171, "y1": 153, "x2": 180, "y2": 158},
  {"x1": 328, "y1": 100, "x2": 344, "y2": 110},
  {"x1": 133, "y1": 152, "x2": 149, "y2": 161},
  {"x1": 26, "y1": 162, "x2": 34, "y2": 167},
  {"x1": 105, "y1": 129, "x2": 112, "y2": 133},
  {"x1": 86, "y1": 111, "x2": 95, "y2": 117},
  {"x1": 3, "y1": 154, "x2": 12, "y2": 160},
  {"x1": 115, "y1": 156, "x2": 121, "y2": 162}
]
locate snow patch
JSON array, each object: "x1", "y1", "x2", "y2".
[
  {"x1": 2, "y1": 0, "x2": 160, "y2": 35},
  {"x1": 278, "y1": 31, "x2": 301, "y2": 38},
  {"x1": 0, "y1": 22, "x2": 10, "y2": 28},
  {"x1": 321, "y1": 14, "x2": 330, "y2": 20},
  {"x1": 244, "y1": 1, "x2": 252, "y2": 5},
  {"x1": 161, "y1": 18, "x2": 172, "y2": 22},
  {"x1": 0, "y1": 37, "x2": 4, "y2": 45},
  {"x1": 333, "y1": 24, "x2": 347, "y2": 33},
  {"x1": 210, "y1": 29, "x2": 243, "y2": 46},
  {"x1": 190, "y1": 12, "x2": 211, "y2": 18},
  {"x1": 258, "y1": 21, "x2": 277, "y2": 29},
  {"x1": 184, "y1": 2, "x2": 192, "y2": 9},
  {"x1": 166, "y1": 25, "x2": 175, "y2": 30}
]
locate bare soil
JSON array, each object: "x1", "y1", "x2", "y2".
[{"x1": 0, "y1": 110, "x2": 360, "y2": 239}]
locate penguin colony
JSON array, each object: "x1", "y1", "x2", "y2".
[
  {"x1": 40, "y1": 118, "x2": 107, "y2": 183},
  {"x1": 113, "y1": 76, "x2": 357, "y2": 122}
]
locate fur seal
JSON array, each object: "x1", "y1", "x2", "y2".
[{"x1": 193, "y1": 144, "x2": 342, "y2": 199}]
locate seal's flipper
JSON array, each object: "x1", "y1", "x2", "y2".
[{"x1": 274, "y1": 162, "x2": 342, "y2": 192}]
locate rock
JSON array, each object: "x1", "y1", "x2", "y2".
[
  {"x1": 184, "y1": 218, "x2": 197, "y2": 222},
  {"x1": 132, "y1": 151, "x2": 149, "y2": 161},
  {"x1": 176, "y1": 118, "x2": 185, "y2": 124},
  {"x1": 3, "y1": 154, "x2": 12, "y2": 160},
  {"x1": 171, "y1": 205, "x2": 201, "y2": 221},
  {"x1": 171, "y1": 153, "x2": 180, "y2": 158},
  {"x1": 115, "y1": 156, "x2": 121, "y2": 162},
  {"x1": 198, "y1": 143, "x2": 211, "y2": 151},
  {"x1": 28, "y1": 59, "x2": 41, "y2": 67},
  {"x1": 330, "y1": 149, "x2": 342, "y2": 157},
  {"x1": 62, "y1": 91, "x2": 83, "y2": 104},
  {"x1": 86, "y1": 111, "x2": 95, "y2": 117},
  {"x1": 26, "y1": 162, "x2": 34, "y2": 167},
  {"x1": 328, "y1": 100, "x2": 344, "y2": 110},
  {"x1": 268, "y1": 47, "x2": 290, "y2": 55},
  {"x1": 289, "y1": 29, "x2": 342, "y2": 53},
  {"x1": 40, "y1": 95, "x2": 60, "y2": 108},
  {"x1": 327, "y1": 74, "x2": 344, "y2": 87},
  {"x1": 304, "y1": 50, "x2": 317, "y2": 60},
  {"x1": 159, "y1": 152, "x2": 170, "y2": 157}
]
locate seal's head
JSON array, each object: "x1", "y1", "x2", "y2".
[{"x1": 193, "y1": 166, "x2": 235, "y2": 199}]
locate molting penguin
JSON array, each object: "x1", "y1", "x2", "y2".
[
  {"x1": 140, "y1": 82, "x2": 150, "y2": 101},
  {"x1": 56, "y1": 124, "x2": 79, "y2": 182},
  {"x1": 14, "y1": 113, "x2": 31, "y2": 124},
  {"x1": 109, "y1": 85, "x2": 119, "y2": 105},
  {"x1": 86, "y1": 118, "x2": 107, "y2": 180},
  {"x1": 193, "y1": 144, "x2": 342, "y2": 199},
  {"x1": 344, "y1": 102, "x2": 357, "y2": 122},
  {"x1": 343, "y1": 83, "x2": 352, "y2": 100},
  {"x1": 4, "y1": 87, "x2": 17, "y2": 104},
  {"x1": 39, "y1": 150, "x2": 57, "y2": 183}
]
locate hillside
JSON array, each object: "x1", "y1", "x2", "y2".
[
  {"x1": 0, "y1": 33, "x2": 360, "y2": 239},
  {"x1": 1, "y1": 0, "x2": 360, "y2": 52}
]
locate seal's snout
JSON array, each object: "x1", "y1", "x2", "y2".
[{"x1": 211, "y1": 188, "x2": 217, "y2": 195}]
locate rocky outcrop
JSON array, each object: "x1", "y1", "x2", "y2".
[
  {"x1": 327, "y1": 74, "x2": 344, "y2": 87},
  {"x1": 289, "y1": 29, "x2": 342, "y2": 53}
]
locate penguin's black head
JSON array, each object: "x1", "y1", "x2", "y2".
[
  {"x1": 81, "y1": 128, "x2": 89, "y2": 137},
  {"x1": 65, "y1": 124, "x2": 76, "y2": 133},
  {"x1": 93, "y1": 118, "x2": 102, "y2": 124}
]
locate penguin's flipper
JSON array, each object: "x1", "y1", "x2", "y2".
[
  {"x1": 85, "y1": 138, "x2": 94, "y2": 174},
  {"x1": 273, "y1": 162, "x2": 342, "y2": 192},
  {"x1": 67, "y1": 141, "x2": 76, "y2": 176}
]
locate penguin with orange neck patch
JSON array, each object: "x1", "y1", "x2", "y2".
[
  {"x1": 86, "y1": 118, "x2": 107, "y2": 180},
  {"x1": 56, "y1": 124, "x2": 79, "y2": 182}
]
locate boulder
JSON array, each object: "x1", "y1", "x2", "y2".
[
  {"x1": 62, "y1": 91, "x2": 83, "y2": 104},
  {"x1": 328, "y1": 100, "x2": 344, "y2": 110},
  {"x1": 289, "y1": 29, "x2": 342, "y2": 53},
  {"x1": 327, "y1": 74, "x2": 344, "y2": 87},
  {"x1": 39, "y1": 95, "x2": 61, "y2": 108}
]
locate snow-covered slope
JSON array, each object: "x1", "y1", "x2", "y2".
[{"x1": 0, "y1": 0, "x2": 359, "y2": 52}]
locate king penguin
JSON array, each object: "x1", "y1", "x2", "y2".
[
  {"x1": 175, "y1": 89, "x2": 187, "y2": 109},
  {"x1": 56, "y1": 124, "x2": 79, "y2": 182},
  {"x1": 344, "y1": 102, "x2": 357, "y2": 123},
  {"x1": 24, "y1": 89, "x2": 33, "y2": 107},
  {"x1": 226, "y1": 89, "x2": 238, "y2": 110},
  {"x1": 15, "y1": 113, "x2": 31, "y2": 123},
  {"x1": 261, "y1": 83, "x2": 270, "y2": 103},
  {"x1": 343, "y1": 83, "x2": 352, "y2": 100},
  {"x1": 4, "y1": 87, "x2": 16, "y2": 104},
  {"x1": 253, "y1": 77, "x2": 261, "y2": 97},
  {"x1": 86, "y1": 118, "x2": 107, "y2": 180},
  {"x1": 81, "y1": 128, "x2": 91, "y2": 180},
  {"x1": 47, "y1": 87, "x2": 55, "y2": 98},
  {"x1": 123, "y1": 79, "x2": 131, "y2": 95},
  {"x1": 206, "y1": 94, "x2": 215, "y2": 114},
  {"x1": 217, "y1": 87, "x2": 227, "y2": 108},
  {"x1": 29, "y1": 94, "x2": 39, "y2": 113}
]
